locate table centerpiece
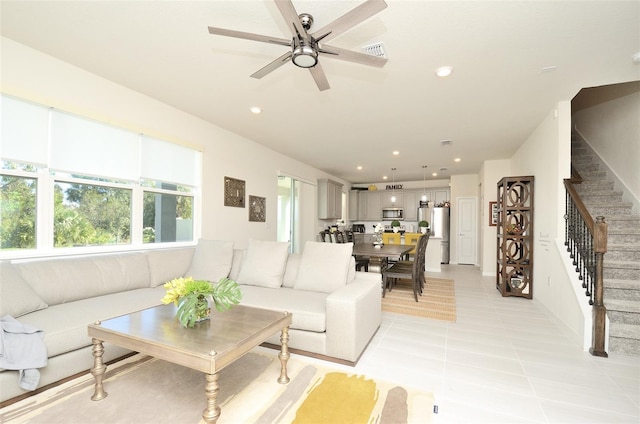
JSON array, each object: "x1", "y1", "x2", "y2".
[{"x1": 161, "y1": 276, "x2": 242, "y2": 328}]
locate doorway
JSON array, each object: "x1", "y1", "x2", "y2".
[
  {"x1": 457, "y1": 197, "x2": 477, "y2": 265},
  {"x1": 277, "y1": 175, "x2": 315, "y2": 253}
]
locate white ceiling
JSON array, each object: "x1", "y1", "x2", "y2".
[{"x1": 1, "y1": 1, "x2": 639, "y2": 184}]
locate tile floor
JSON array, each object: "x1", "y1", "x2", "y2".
[{"x1": 289, "y1": 265, "x2": 640, "y2": 424}]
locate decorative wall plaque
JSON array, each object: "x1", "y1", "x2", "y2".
[
  {"x1": 224, "y1": 177, "x2": 245, "y2": 207},
  {"x1": 249, "y1": 195, "x2": 266, "y2": 222}
]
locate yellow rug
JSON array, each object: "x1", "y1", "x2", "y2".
[
  {"x1": 1, "y1": 351, "x2": 435, "y2": 424},
  {"x1": 382, "y1": 277, "x2": 457, "y2": 322}
]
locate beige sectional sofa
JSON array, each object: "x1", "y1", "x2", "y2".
[{"x1": 0, "y1": 239, "x2": 382, "y2": 403}]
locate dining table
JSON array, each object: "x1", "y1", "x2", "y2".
[{"x1": 351, "y1": 243, "x2": 415, "y2": 276}]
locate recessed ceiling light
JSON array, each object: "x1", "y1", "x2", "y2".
[
  {"x1": 383, "y1": 175, "x2": 388, "y2": 180},
  {"x1": 250, "y1": 106, "x2": 262, "y2": 114},
  {"x1": 435, "y1": 66, "x2": 453, "y2": 77},
  {"x1": 432, "y1": 172, "x2": 438, "y2": 177},
  {"x1": 357, "y1": 166, "x2": 363, "y2": 170},
  {"x1": 633, "y1": 52, "x2": 640, "y2": 64},
  {"x1": 392, "y1": 150, "x2": 400, "y2": 155},
  {"x1": 454, "y1": 158, "x2": 461, "y2": 162}
]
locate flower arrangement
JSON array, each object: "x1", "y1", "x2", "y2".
[
  {"x1": 161, "y1": 276, "x2": 242, "y2": 328},
  {"x1": 373, "y1": 222, "x2": 384, "y2": 246}
]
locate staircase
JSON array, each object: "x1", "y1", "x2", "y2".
[{"x1": 571, "y1": 136, "x2": 640, "y2": 356}]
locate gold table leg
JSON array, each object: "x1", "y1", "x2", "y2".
[
  {"x1": 278, "y1": 325, "x2": 290, "y2": 384},
  {"x1": 90, "y1": 338, "x2": 108, "y2": 401},
  {"x1": 203, "y1": 372, "x2": 221, "y2": 424}
]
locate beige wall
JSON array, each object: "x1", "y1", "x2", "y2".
[
  {"x1": 510, "y1": 101, "x2": 588, "y2": 348},
  {"x1": 450, "y1": 174, "x2": 479, "y2": 265},
  {"x1": 479, "y1": 159, "x2": 511, "y2": 276},
  {"x1": 1, "y1": 37, "x2": 348, "y2": 248},
  {"x1": 573, "y1": 82, "x2": 640, "y2": 204}
]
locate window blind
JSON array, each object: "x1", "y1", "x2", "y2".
[
  {"x1": 50, "y1": 110, "x2": 140, "y2": 181},
  {"x1": 1, "y1": 95, "x2": 49, "y2": 166},
  {"x1": 141, "y1": 136, "x2": 199, "y2": 187}
]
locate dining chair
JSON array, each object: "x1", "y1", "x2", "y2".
[
  {"x1": 382, "y1": 232, "x2": 401, "y2": 245},
  {"x1": 382, "y1": 233, "x2": 429, "y2": 301},
  {"x1": 382, "y1": 232, "x2": 405, "y2": 262},
  {"x1": 343, "y1": 230, "x2": 369, "y2": 271},
  {"x1": 404, "y1": 232, "x2": 422, "y2": 260}
]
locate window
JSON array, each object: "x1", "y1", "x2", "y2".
[
  {"x1": 143, "y1": 183, "x2": 194, "y2": 243},
  {"x1": 0, "y1": 164, "x2": 38, "y2": 250},
  {"x1": 0, "y1": 95, "x2": 201, "y2": 257},
  {"x1": 53, "y1": 178, "x2": 132, "y2": 247}
]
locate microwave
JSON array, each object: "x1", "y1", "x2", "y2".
[{"x1": 382, "y1": 208, "x2": 404, "y2": 221}]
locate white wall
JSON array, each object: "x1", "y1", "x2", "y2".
[
  {"x1": 479, "y1": 159, "x2": 511, "y2": 276},
  {"x1": 450, "y1": 174, "x2": 479, "y2": 265},
  {"x1": 573, "y1": 82, "x2": 640, "y2": 205},
  {"x1": 510, "y1": 101, "x2": 587, "y2": 348},
  {"x1": 1, "y1": 37, "x2": 347, "y2": 248}
]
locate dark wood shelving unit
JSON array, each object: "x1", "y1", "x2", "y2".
[{"x1": 496, "y1": 176, "x2": 534, "y2": 298}]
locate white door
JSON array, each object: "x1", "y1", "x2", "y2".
[{"x1": 457, "y1": 197, "x2": 477, "y2": 265}]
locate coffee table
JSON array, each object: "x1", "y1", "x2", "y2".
[{"x1": 87, "y1": 304, "x2": 292, "y2": 424}]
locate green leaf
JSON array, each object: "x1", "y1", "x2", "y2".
[
  {"x1": 176, "y1": 294, "x2": 200, "y2": 328},
  {"x1": 211, "y1": 277, "x2": 243, "y2": 312}
]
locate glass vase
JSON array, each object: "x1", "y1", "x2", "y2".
[{"x1": 194, "y1": 296, "x2": 211, "y2": 323}]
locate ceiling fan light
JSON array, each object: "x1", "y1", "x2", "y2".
[{"x1": 292, "y1": 45, "x2": 318, "y2": 68}]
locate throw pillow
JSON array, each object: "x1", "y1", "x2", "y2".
[
  {"x1": 282, "y1": 253, "x2": 301, "y2": 288},
  {"x1": 147, "y1": 248, "x2": 195, "y2": 287},
  {"x1": 0, "y1": 262, "x2": 48, "y2": 317},
  {"x1": 236, "y1": 239, "x2": 290, "y2": 288},
  {"x1": 185, "y1": 239, "x2": 234, "y2": 283},
  {"x1": 294, "y1": 241, "x2": 353, "y2": 294}
]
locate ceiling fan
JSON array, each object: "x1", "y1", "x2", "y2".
[{"x1": 207, "y1": 0, "x2": 388, "y2": 91}]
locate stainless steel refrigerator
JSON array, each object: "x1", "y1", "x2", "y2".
[{"x1": 431, "y1": 207, "x2": 450, "y2": 264}]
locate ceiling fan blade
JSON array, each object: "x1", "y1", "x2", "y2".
[
  {"x1": 319, "y1": 45, "x2": 387, "y2": 68},
  {"x1": 250, "y1": 52, "x2": 293, "y2": 79},
  {"x1": 309, "y1": 63, "x2": 330, "y2": 91},
  {"x1": 311, "y1": 0, "x2": 387, "y2": 43},
  {"x1": 274, "y1": 0, "x2": 308, "y2": 39},
  {"x1": 208, "y1": 26, "x2": 291, "y2": 47}
]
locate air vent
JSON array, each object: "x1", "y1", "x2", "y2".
[
  {"x1": 362, "y1": 42, "x2": 387, "y2": 58},
  {"x1": 440, "y1": 140, "x2": 452, "y2": 147}
]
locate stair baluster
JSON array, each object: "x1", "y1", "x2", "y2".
[{"x1": 564, "y1": 177, "x2": 608, "y2": 357}]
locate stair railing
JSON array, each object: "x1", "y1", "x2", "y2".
[{"x1": 564, "y1": 168, "x2": 608, "y2": 357}]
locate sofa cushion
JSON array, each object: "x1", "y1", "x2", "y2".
[
  {"x1": 239, "y1": 285, "x2": 327, "y2": 332},
  {"x1": 294, "y1": 241, "x2": 353, "y2": 294},
  {"x1": 15, "y1": 287, "x2": 166, "y2": 359},
  {"x1": 282, "y1": 254, "x2": 301, "y2": 288},
  {"x1": 0, "y1": 262, "x2": 48, "y2": 317},
  {"x1": 228, "y1": 249, "x2": 244, "y2": 281},
  {"x1": 15, "y1": 252, "x2": 150, "y2": 306},
  {"x1": 147, "y1": 247, "x2": 194, "y2": 287},
  {"x1": 236, "y1": 240, "x2": 290, "y2": 288},
  {"x1": 185, "y1": 239, "x2": 234, "y2": 283}
]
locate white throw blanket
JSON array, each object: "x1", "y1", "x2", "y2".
[{"x1": 0, "y1": 315, "x2": 47, "y2": 390}]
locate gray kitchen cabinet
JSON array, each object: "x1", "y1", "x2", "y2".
[
  {"x1": 403, "y1": 190, "x2": 420, "y2": 220},
  {"x1": 381, "y1": 190, "x2": 403, "y2": 208},
  {"x1": 349, "y1": 190, "x2": 360, "y2": 220},
  {"x1": 358, "y1": 190, "x2": 382, "y2": 221},
  {"x1": 318, "y1": 179, "x2": 343, "y2": 220},
  {"x1": 434, "y1": 189, "x2": 450, "y2": 206}
]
